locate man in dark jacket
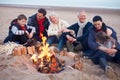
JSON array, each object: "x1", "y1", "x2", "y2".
[
  {"x1": 27, "y1": 8, "x2": 50, "y2": 41},
  {"x1": 57, "y1": 11, "x2": 92, "y2": 51},
  {"x1": 88, "y1": 15, "x2": 120, "y2": 78}
]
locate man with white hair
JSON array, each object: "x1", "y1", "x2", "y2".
[
  {"x1": 46, "y1": 12, "x2": 69, "y2": 45},
  {"x1": 57, "y1": 11, "x2": 92, "y2": 52}
]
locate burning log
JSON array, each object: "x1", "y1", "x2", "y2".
[
  {"x1": 36, "y1": 55, "x2": 64, "y2": 73},
  {"x1": 35, "y1": 42, "x2": 43, "y2": 53},
  {"x1": 38, "y1": 66, "x2": 49, "y2": 73},
  {"x1": 31, "y1": 54, "x2": 39, "y2": 65},
  {"x1": 49, "y1": 55, "x2": 64, "y2": 73}
]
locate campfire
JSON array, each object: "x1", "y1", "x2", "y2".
[
  {"x1": 11, "y1": 33, "x2": 83, "y2": 74},
  {"x1": 31, "y1": 34, "x2": 64, "y2": 73}
]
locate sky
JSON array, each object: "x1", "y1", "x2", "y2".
[{"x1": 0, "y1": 0, "x2": 120, "y2": 9}]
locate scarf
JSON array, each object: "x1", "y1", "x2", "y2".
[
  {"x1": 37, "y1": 18, "x2": 45, "y2": 39},
  {"x1": 20, "y1": 25, "x2": 26, "y2": 30},
  {"x1": 77, "y1": 20, "x2": 87, "y2": 37}
]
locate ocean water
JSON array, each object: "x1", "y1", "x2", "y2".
[{"x1": 0, "y1": 0, "x2": 120, "y2": 9}]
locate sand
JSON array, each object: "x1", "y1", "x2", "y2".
[{"x1": 0, "y1": 5, "x2": 120, "y2": 80}]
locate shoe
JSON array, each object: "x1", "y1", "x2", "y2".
[{"x1": 105, "y1": 66, "x2": 116, "y2": 78}]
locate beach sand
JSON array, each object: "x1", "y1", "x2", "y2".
[{"x1": 0, "y1": 5, "x2": 120, "y2": 80}]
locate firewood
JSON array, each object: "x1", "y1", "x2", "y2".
[
  {"x1": 32, "y1": 46, "x2": 36, "y2": 54},
  {"x1": 37, "y1": 66, "x2": 49, "y2": 73},
  {"x1": 12, "y1": 47, "x2": 21, "y2": 56},
  {"x1": 35, "y1": 42, "x2": 43, "y2": 53},
  {"x1": 59, "y1": 48, "x2": 67, "y2": 56},
  {"x1": 12, "y1": 46, "x2": 27, "y2": 56},
  {"x1": 18, "y1": 47, "x2": 22, "y2": 56},
  {"x1": 59, "y1": 59, "x2": 65, "y2": 67},
  {"x1": 49, "y1": 49, "x2": 55, "y2": 56},
  {"x1": 12, "y1": 47, "x2": 17, "y2": 56},
  {"x1": 53, "y1": 47, "x2": 59, "y2": 53},
  {"x1": 27, "y1": 46, "x2": 35, "y2": 55},
  {"x1": 74, "y1": 54, "x2": 80, "y2": 61},
  {"x1": 21, "y1": 46, "x2": 27, "y2": 55},
  {"x1": 72, "y1": 60, "x2": 83, "y2": 70}
]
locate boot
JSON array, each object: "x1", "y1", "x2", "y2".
[{"x1": 66, "y1": 41, "x2": 74, "y2": 52}]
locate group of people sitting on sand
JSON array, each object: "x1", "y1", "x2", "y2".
[{"x1": 3, "y1": 8, "x2": 120, "y2": 78}]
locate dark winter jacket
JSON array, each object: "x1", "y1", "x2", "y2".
[
  {"x1": 27, "y1": 14, "x2": 50, "y2": 41},
  {"x1": 88, "y1": 23, "x2": 120, "y2": 51},
  {"x1": 64, "y1": 22, "x2": 92, "y2": 42}
]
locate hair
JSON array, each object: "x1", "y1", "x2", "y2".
[
  {"x1": 17, "y1": 14, "x2": 27, "y2": 20},
  {"x1": 95, "y1": 31, "x2": 110, "y2": 44},
  {"x1": 38, "y1": 8, "x2": 47, "y2": 16},
  {"x1": 77, "y1": 11, "x2": 86, "y2": 17},
  {"x1": 48, "y1": 12, "x2": 59, "y2": 19},
  {"x1": 93, "y1": 15, "x2": 102, "y2": 22}
]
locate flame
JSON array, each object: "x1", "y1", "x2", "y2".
[
  {"x1": 38, "y1": 33, "x2": 50, "y2": 61},
  {"x1": 30, "y1": 33, "x2": 63, "y2": 73},
  {"x1": 40, "y1": 33, "x2": 47, "y2": 45},
  {"x1": 31, "y1": 54, "x2": 37, "y2": 62},
  {"x1": 31, "y1": 33, "x2": 51, "y2": 63}
]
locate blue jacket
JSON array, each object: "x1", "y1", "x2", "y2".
[
  {"x1": 88, "y1": 23, "x2": 120, "y2": 51},
  {"x1": 65, "y1": 22, "x2": 92, "y2": 42},
  {"x1": 27, "y1": 14, "x2": 50, "y2": 41}
]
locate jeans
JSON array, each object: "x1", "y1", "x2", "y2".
[
  {"x1": 46, "y1": 35, "x2": 59, "y2": 45},
  {"x1": 89, "y1": 50, "x2": 120, "y2": 70},
  {"x1": 57, "y1": 35, "x2": 67, "y2": 51}
]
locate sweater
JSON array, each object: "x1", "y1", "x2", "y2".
[{"x1": 48, "y1": 19, "x2": 69, "y2": 37}]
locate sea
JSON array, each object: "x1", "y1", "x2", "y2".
[{"x1": 0, "y1": 0, "x2": 120, "y2": 9}]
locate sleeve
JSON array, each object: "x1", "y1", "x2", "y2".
[
  {"x1": 59, "y1": 23, "x2": 78, "y2": 38},
  {"x1": 88, "y1": 31, "x2": 100, "y2": 50},
  {"x1": 27, "y1": 17, "x2": 34, "y2": 26},
  {"x1": 62, "y1": 20, "x2": 70, "y2": 28},
  {"x1": 11, "y1": 26, "x2": 25, "y2": 35},
  {"x1": 76, "y1": 30, "x2": 88, "y2": 41},
  {"x1": 44, "y1": 18, "x2": 50, "y2": 30},
  {"x1": 110, "y1": 27, "x2": 118, "y2": 41},
  {"x1": 27, "y1": 25, "x2": 36, "y2": 33},
  {"x1": 108, "y1": 27, "x2": 120, "y2": 49}
]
